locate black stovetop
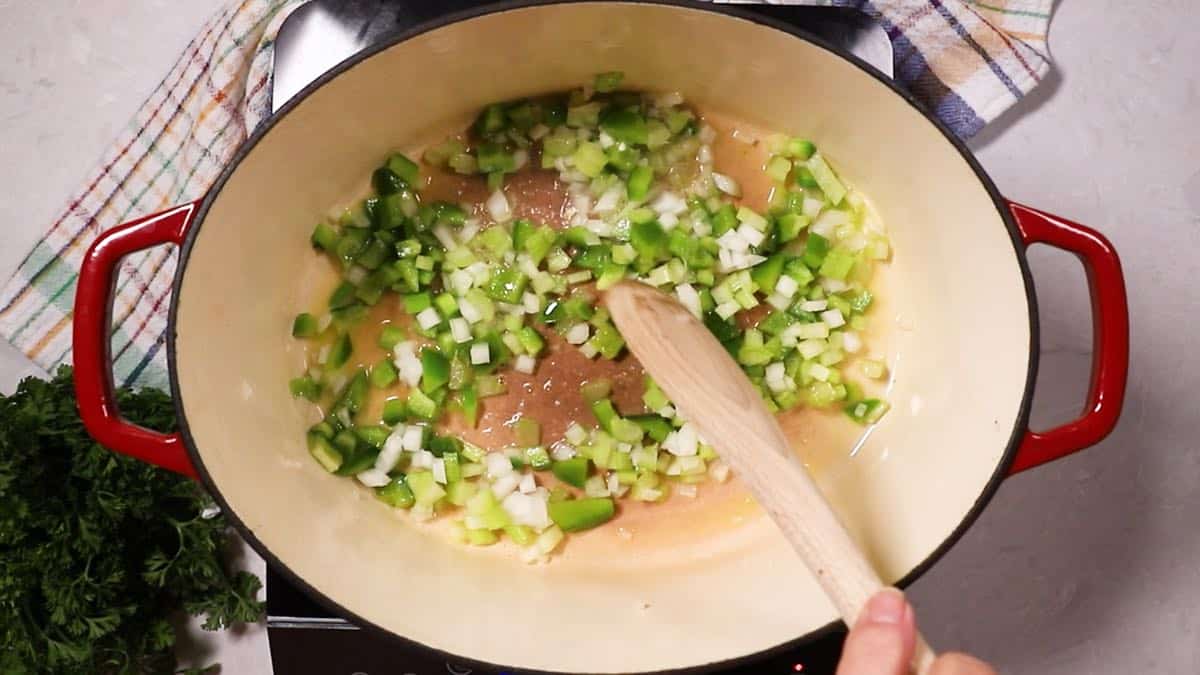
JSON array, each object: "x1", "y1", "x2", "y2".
[{"x1": 267, "y1": 565, "x2": 847, "y2": 675}]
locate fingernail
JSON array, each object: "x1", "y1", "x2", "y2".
[{"x1": 864, "y1": 588, "x2": 908, "y2": 625}]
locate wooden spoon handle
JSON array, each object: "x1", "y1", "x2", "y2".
[{"x1": 606, "y1": 282, "x2": 935, "y2": 673}]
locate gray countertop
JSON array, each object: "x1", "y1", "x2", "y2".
[{"x1": 1, "y1": 1, "x2": 1196, "y2": 672}]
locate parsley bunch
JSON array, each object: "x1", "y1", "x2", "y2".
[{"x1": 0, "y1": 368, "x2": 264, "y2": 674}]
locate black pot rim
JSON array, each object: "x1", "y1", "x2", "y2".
[{"x1": 166, "y1": 1, "x2": 1039, "y2": 672}]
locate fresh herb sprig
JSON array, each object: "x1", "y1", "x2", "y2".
[{"x1": 0, "y1": 367, "x2": 263, "y2": 674}]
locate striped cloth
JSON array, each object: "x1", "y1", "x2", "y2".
[{"x1": 0, "y1": 0, "x2": 1052, "y2": 390}]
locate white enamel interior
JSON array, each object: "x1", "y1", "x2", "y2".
[{"x1": 172, "y1": 3, "x2": 1033, "y2": 672}]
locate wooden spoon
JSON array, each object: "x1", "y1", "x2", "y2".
[{"x1": 606, "y1": 280, "x2": 935, "y2": 674}]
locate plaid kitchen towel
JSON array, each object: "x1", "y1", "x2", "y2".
[{"x1": 0, "y1": 0, "x2": 1053, "y2": 390}]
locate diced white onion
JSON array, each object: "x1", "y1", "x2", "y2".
[
  {"x1": 565, "y1": 323, "x2": 590, "y2": 345},
  {"x1": 519, "y1": 472, "x2": 537, "y2": 494},
  {"x1": 550, "y1": 442, "x2": 577, "y2": 461},
  {"x1": 522, "y1": 292, "x2": 540, "y2": 314},
  {"x1": 821, "y1": 309, "x2": 846, "y2": 329},
  {"x1": 375, "y1": 429, "x2": 406, "y2": 473},
  {"x1": 716, "y1": 230, "x2": 750, "y2": 253},
  {"x1": 606, "y1": 473, "x2": 621, "y2": 495},
  {"x1": 416, "y1": 307, "x2": 442, "y2": 330},
  {"x1": 675, "y1": 283, "x2": 702, "y2": 318},
  {"x1": 448, "y1": 269, "x2": 474, "y2": 295},
  {"x1": 392, "y1": 342, "x2": 423, "y2": 387},
  {"x1": 677, "y1": 483, "x2": 698, "y2": 498},
  {"x1": 664, "y1": 423, "x2": 698, "y2": 457},
  {"x1": 512, "y1": 149, "x2": 529, "y2": 170},
  {"x1": 458, "y1": 218, "x2": 480, "y2": 244},
  {"x1": 458, "y1": 298, "x2": 483, "y2": 324},
  {"x1": 579, "y1": 343, "x2": 599, "y2": 359},
  {"x1": 564, "y1": 423, "x2": 588, "y2": 445},
  {"x1": 356, "y1": 468, "x2": 391, "y2": 488},
  {"x1": 410, "y1": 449, "x2": 435, "y2": 469},
  {"x1": 715, "y1": 301, "x2": 740, "y2": 320},
  {"x1": 798, "y1": 339, "x2": 827, "y2": 360},
  {"x1": 710, "y1": 460, "x2": 732, "y2": 483},
  {"x1": 502, "y1": 491, "x2": 550, "y2": 529},
  {"x1": 775, "y1": 276, "x2": 799, "y2": 298},
  {"x1": 651, "y1": 191, "x2": 688, "y2": 217},
  {"x1": 809, "y1": 363, "x2": 832, "y2": 382},
  {"x1": 593, "y1": 186, "x2": 623, "y2": 214},
  {"x1": 659, "y1": 212, "x2": 678, "y2": 229},
  {"x1": 821, "y1": 278, "x2": 850, "y2": 293},
  {"x1": 842, "y1": 331, "x2": 863, "y2": 353},
  {"x1": 402, "y1": 425, "x2": 425, "y2": 451},
  {"x1": 432, "y1": 458, "x2": 448, "y2": 484},
  {"x1": 811, "y1": 209, "x2": 850, "y2": 237},
  {"x1": 433, "y1": 225, "x2": 457, "y2": 250},
  {"x1": 697, "y1": 144, "x2": 713, "y2": 164},
  {"x1": 800, "y1": 299, "x2": 828, "y2": 312},
  {"x1": 657, "y1": 405, "x2": 676, "y2": 418},
  {"x1": 698, "y1": 124, "x2": 717, "y2": 144},
  {"x1": 449, "y1": 317, "x2": 472, "y2": 343},
  {"x1": 765, "y1": 362, "x2": 787, "y2": 384},
  {"x1": 486, "y1": 189, "x2": 512, "y2": 222},
  {"x1": 467, "y1": 261, "x2": 491, "y2": 284},
  {"x1": 514, "y1": 354, "x2": 537, "y2": 374},
  {"x1": 802, "y1": 197, "x2": 824, "y2": 219},
  {"x1": 516, "y1": 254, "x2": 540, "y2": 279},
  {"x1": 470, "y1": 342, "x2": 491, "y2": 365},
  {"x1": 598, "y1": 131, "x2": 615, "y2": 148},
  {"x1": 736, "y1": 223, "x2": 764, "y2": 247},
  {"x1": 766, "y1": 293, "x2": 791, "y2": 311},
  {"x1": 486, "y1": 452, "x2": 514, "y2": 478},
  {"x1": 571, "y1": 194, "x2": 592, "y2": 224},
  {"x1": 491, "y1": 472, "x2": 521, "y2": 499},
  {"x1": 712, "y1": 172, "x2": 741, "y2": 197}
]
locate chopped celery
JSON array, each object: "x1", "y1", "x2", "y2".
[
  {"x1": 572, "y1": 142, "x2": 608, "y2": 177},
  {"x1": 806, "y1": 154, "x2": 847, "y2": 205},
  {"x1": 407, "y1": 388, "x2": 439, "y2": 421},
  {"x1": 580, "y1": 378, "x2": 612, "y2": 403},
  {"x1": 307, "y1": 433, "x2": 343, "y2": 472},
  {"x1": 514, "y1": 417, "x2": 541, "y2": 447},
  {"x1": 819, "y1": 248, "x2": 856, "y2": 280},
  {"x1": 590, "y1": 398, "x2": 618, "y2": 432}
]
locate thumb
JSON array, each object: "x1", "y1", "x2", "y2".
[{"x1": 835, "y1": 588, "x2": 917, "y2": 675}]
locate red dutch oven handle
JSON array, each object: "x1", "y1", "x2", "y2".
[
  {"x1": 73, "y1": 202, "x2": 202, "y2": 479},
  {"x1": 1006, "y1": 202, "x2": 1129, "y2": 474}
]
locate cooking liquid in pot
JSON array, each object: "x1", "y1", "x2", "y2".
[{"x1": 294, "y1": 111, "x2": 899, "y2": 561}]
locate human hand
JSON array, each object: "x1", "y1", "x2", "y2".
[{"x1": 835, "y1": 588, "x2": 998, "y2": 675}]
